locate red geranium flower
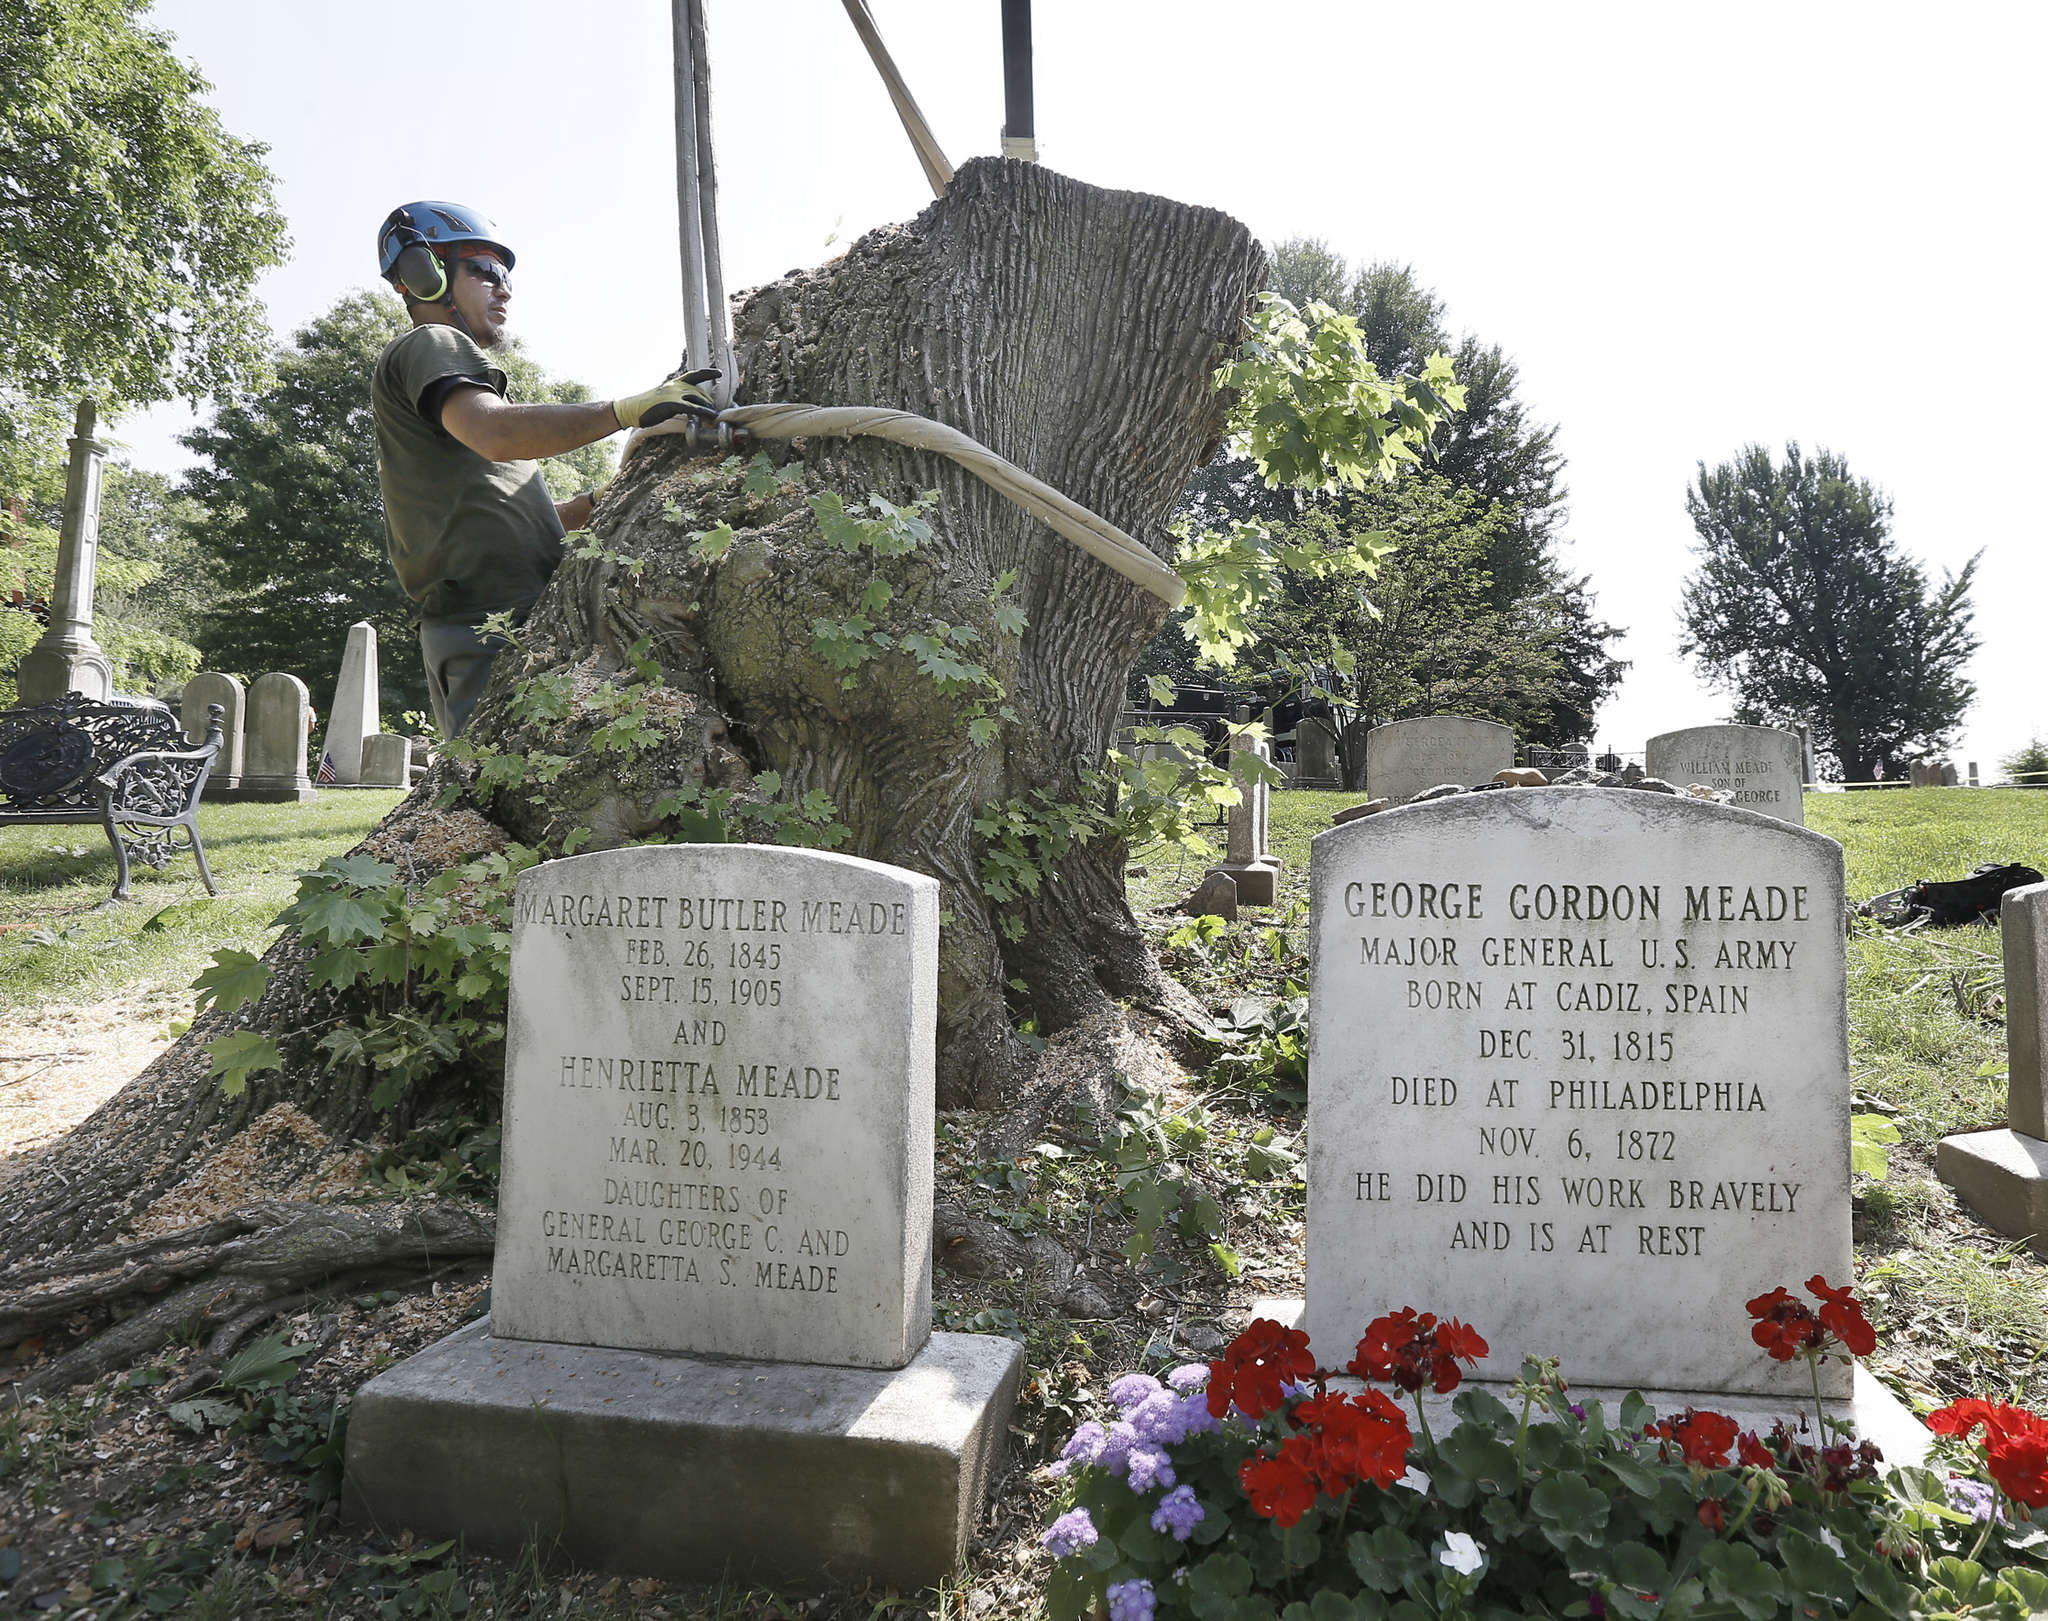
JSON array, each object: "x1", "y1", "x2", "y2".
[
  {"x1": 1349, "y1": 1307, "x2": 1489, "y2": 1394},
  {"x1": 1290, "y1": 1388, "x2": 1412, "y2": 1493},
  {"x1": 1745, "y1": 1286, "x2": 1824, "y2": 1361},
  {"x1": 1807, "y1": 1275, "x2": 1878, "y2": 1356},
  {"x1": 1929, "y1": 1399, "x2": 2048, "y2": 1508},
  {"x1": 1208, "y1": 1317, "x2": 1316, "y2": 1420},
  {"x1": 1240, "y1": 1442, "x2": 1318, "y2": 1526},
  {"x1": 1697, "y1": 1497, "x2": 1726, "y2": 1530},
  {"x1": 1737, "y1": 1431, "x2": 1775, "y2": 1469},
  {"x1": 1649, "y1": 1408, "x2": 1739, "y2": 1468}
]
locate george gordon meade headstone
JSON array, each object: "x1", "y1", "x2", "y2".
[
  {"x1": 1306, "y1": 789, "x2": 1852, "y2": 1396},
  {"x1": 491, "y1": 843, "x2": 938, "y2": 1368},
  {"x1": 1366, "y1": 715, "x2": 1515, "y2": 806},
  {"x1": 1646, "y1": 725, "x2": 1806, "y2": 826}
]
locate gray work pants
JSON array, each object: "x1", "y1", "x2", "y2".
[{"x1": 418, "y1": 618, "x2": 506, "y2": 739}]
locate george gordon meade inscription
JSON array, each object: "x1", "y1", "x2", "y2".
[
  {"x1": 490, "y1": 845, "x2": 938, "y2": 1369},
  {"x1": 1305, "y1": 789, "x2": 1850, "y2": 1396}
]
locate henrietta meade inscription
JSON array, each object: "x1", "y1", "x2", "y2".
[
  {"x1": 1305, "y1": 790, "x2": 1851, "y2": 1396},
  {"x1": 491, "y1": 847, "x2": 939, "y2": 1370}
]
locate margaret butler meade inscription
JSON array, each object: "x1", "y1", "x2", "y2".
[
  {"x1": 490, "y1": 845, "x2": 939, "y2": 1370},
  {"x1": 1305, "y1": 790, "x2": 1851, "y2": 1396}
]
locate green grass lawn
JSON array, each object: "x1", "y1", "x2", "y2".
[{"x1": 0, "y1": 792, "x2": 405, "y2": 1015}]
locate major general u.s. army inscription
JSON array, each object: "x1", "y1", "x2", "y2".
[
  {"x1": 1305, "y1": 789, "x2": 1850, "y2": 1396},
  {"x1": 491, "y1": 845, "x2": 938, "y2": 1370}
]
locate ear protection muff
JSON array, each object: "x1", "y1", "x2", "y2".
[{"x1": 386, "y1": 209, "x2": 451, "y2": 303}]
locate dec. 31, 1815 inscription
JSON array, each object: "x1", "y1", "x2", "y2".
[
  {"x1": 1305, "y1": 789, "x2": 1851, "y2": 1396},
  {"x1": 490, "y1": 845, "x2": 938, "y2": 1371}
]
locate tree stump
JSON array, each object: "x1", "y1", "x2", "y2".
[{"x1": 0, "y1": 158, "x2": 1260, "y2": 1383}]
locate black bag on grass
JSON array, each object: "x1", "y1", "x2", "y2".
[{"x1": 1865, "y1": 862, "x2": 2044, "y2": 927}]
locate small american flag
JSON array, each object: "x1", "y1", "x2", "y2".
[{"x1": 316, "y1": 751, "x2": 337, "y2": 785}]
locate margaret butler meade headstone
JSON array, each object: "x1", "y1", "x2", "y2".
[
  {"x1": 491, "y1": 844, "x2": 937, "y2": 1368},
  {"x1": 1306, "y1": 789, "x2": 1851, "y2": 1396}
]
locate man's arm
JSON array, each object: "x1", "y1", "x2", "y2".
[
  {"x1": 555, "y1": 491, "x2": 595, "y2": 531},
  {"x1": 442, "y1": 383, "x2": 619, "y2": 463}
]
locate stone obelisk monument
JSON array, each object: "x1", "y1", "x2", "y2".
[{"x1": 18, "y1": 399, "x2": 114, "y2": 704}]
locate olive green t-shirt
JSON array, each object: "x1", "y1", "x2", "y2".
[{"x1": 372, "y1": 323, "x2": 565, "y2": 623}]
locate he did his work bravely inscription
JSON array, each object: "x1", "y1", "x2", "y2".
[
  {"x1": 490, "y1": 846, "x2": 939, "y2": 1370},
  {"x1": 1305, "y1": 791, "x2": 1851, "y2": 1395}
]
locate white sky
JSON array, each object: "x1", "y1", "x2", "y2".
[{"x1": 116, "y1": 0, "x2": 2048, "y2": 774}]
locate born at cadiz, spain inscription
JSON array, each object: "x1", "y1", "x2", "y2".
[
  {"x1": 490, "y1": 845, "x2": 939, "y2": 1370},
  {"x1": 1305, "y1": 790, "x2": 1851, "y2": 1396}
]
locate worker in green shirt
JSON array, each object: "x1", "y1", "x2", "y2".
[{"x1": 371, "y1": 200, "x2": 716, "y2": 736}]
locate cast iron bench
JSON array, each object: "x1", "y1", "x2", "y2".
[{"x1": 0, "y1": 691, "x2": 225, "y2": 902}]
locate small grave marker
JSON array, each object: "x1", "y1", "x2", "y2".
[
  {"x1": 1646, "y1": 725, "x2": 1805, "y2": 825},
  {"x1": 1365, "y1": 716, "x2": 1514, "y2": 806}
]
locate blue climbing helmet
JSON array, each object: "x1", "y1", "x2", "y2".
[{"x1": 376, "y1": 201, "x2": 515, "y2": 301}]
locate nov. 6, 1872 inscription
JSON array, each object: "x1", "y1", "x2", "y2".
[
  {"x1": 490, "y1": 846, "x2": 939, "y2": 1371},
  {"x1": 1305, "y1": 789, "x2": 1850, "y2": 1396}
]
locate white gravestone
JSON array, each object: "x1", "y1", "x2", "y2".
[
  {"x1": 1366, "y1": 716, "x2": 1515, "y2": 806},
  {"x1": 1306, "y1": 789, "x2": 1852, "y2": 1397},
  {"x1": 181, "y1": 673, "x2": 245, "y2": 792},
  {"x1": 1214, "y1": 735, "x2": 1280, "y2": 906},
  {"x1": 492, "y1": 844, "x2": 939, "y2": 1369},
  {"x1": 1297, "y1": 717, "x2": 1339, "y2": 785},
  {"x1": 1646, "y1": 725, "x2": 1806, "y2": 827},
  {"x1": 240, "y1": 672, "x2": 315, "y2": 802},
  {"x1": 1939, "y1": 882, "x2": 2048, "y2": 1251},
  {"x1": 326, "y1": 621, "x2": 381, "y2": 784}
]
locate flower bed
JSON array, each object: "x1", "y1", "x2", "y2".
[{"x1": 1042, "y1": 1280, "x2": 2048, "y2": 1620}]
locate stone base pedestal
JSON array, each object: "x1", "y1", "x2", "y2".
[
  {"x1": 1255, "y1": 1299, "x2": 1926, "y2": 1466},
  {"x1": 342, "y1": 1319, "x2": 1022, "y2": 1589},
  {"x1": 1937, "y1": 1128, "x2": 2048, "y2": 1253},
  {"x1": 1214, "y1": 859, "x2": 1281, "y2": 907}
]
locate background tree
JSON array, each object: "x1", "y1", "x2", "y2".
[
  {"x1": 1162, "y1": 243, "x2": 1625, "y2": 745},
  {"x1": 1679, "y1": 442, "x2": 1979, "y2": 781},
  {"x1": 0, "y1": 0, "x2": 288, "y2": 437},
  {"x1": 178, "y1": 290, "x2": 612, "y2": 721},
  {"x1": 1246, "y1": 478, "x2": 1566, "y2": 785}
]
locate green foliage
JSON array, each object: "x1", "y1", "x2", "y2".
[
  {"x1": 197, "y1": 845, "x2": 538, "y2": 1114},
  {"x1": 0, "y1": 0, "x2": 289, "y2": 416},
  {"x1": 2002, "y1": 739, "x2": 2048, "y2": 784},
  {"x1": 1094, "y1": 1087, "x2": 1298, "y2": 1275},
  {"x1": 1851, "y1": 1112, "x2": 1902, "y2": 1180},
  {"x1": 163, "y1": 1332, "x2": 346, "y2": 1506},
  {"x1": 1681, "y1": 443, "x2": 1979, "y2": 781},
  {"x1": 178, "y1": 290, "x2": 609, "y2": 718}
]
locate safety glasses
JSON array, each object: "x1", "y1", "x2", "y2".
[{"x1": 459, "y1": 257, "x2": 512, "y2": 293}]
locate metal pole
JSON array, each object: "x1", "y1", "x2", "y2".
[
  {"x1": 688, "y1": 0, "x2": 734, "y2": 404},
  {"x1": 1000, "y1": 0, "x2": 1036, "y2": 161},
  {"x1": 839, "y1": 0, "x2": 954, "y2": 197},
  {"x1": 671, "y1": 0, "x2": 710, "y2": 373}
]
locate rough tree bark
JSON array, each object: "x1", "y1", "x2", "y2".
[{"x1": 0, "y1": 158, "x2": 1260, "y2": 1384}]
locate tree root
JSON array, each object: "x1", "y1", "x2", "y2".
[{"x1": 2, "y1": 1199, "x2": 494, "y2": 1401}]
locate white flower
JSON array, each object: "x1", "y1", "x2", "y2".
[
  {"x1": 1818, "y1": 1527, "x2": 1844, "y2": 1556},
  {"x1": 1397, "y1": 1467, "x2": 1431, "y2": 1493},
  {"x1": 1439, "y1": 1531, "x2": 1485, "y2": 1575}
]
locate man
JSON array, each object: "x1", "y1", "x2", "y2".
[{"x1": 371, "y1": 200, "x2": 715, "y2": 736}]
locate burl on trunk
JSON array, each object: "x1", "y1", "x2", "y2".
[{"x1": 472, "y1": 157, "x2": 1261, "y2": 1106}]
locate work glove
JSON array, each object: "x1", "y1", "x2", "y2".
[{"x1": 612, "y1": 368, "x2": 722, "y2": 430}]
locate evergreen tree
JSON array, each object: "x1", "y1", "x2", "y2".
[{"x1": 1680, "y1": 442, "x2": 1978, "y2": 781}]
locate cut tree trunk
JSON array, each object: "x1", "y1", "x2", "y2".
[{"x1": 0, "y1": 158, "x2": 1259, "y2": 1384}]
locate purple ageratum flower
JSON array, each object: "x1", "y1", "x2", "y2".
[
  {"x1": 1130, "y1": 1389, "x2": 1192, "y2": 1448},
  {"x1": 1061, "y1": 1421, "x2": 1106, "y2": 1466},
  {"x1": 1150, "y1": 1485, "x2": 1205, "y2": 1541},
  {"x1": 1107, "y1": 1577, "x2": 1157, "y2": 1621},
  {"x1": 1175, "y1": 1392, "x2": 1221, "y2": 1437},
  {"x1": 1946, "y1": 1476, "x2": 2004, "y2": 1524},
  {"x1": 1042, "y1": 1507, "x2": 1099, "y2": 1559},
  {"x1": 1098, "y1": 1419, "x2": 1140, "y2": 1475},
  {"x1": 1167, "y1": 1362, "x2": 1211, "y2": 1393},
  {"x1": 1125, "y1": 1445, "x2": 1176, "y2": 1493},
  {"x1": 1109, "y1": 1372, "x2": 1165, "y2": 1411}
]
